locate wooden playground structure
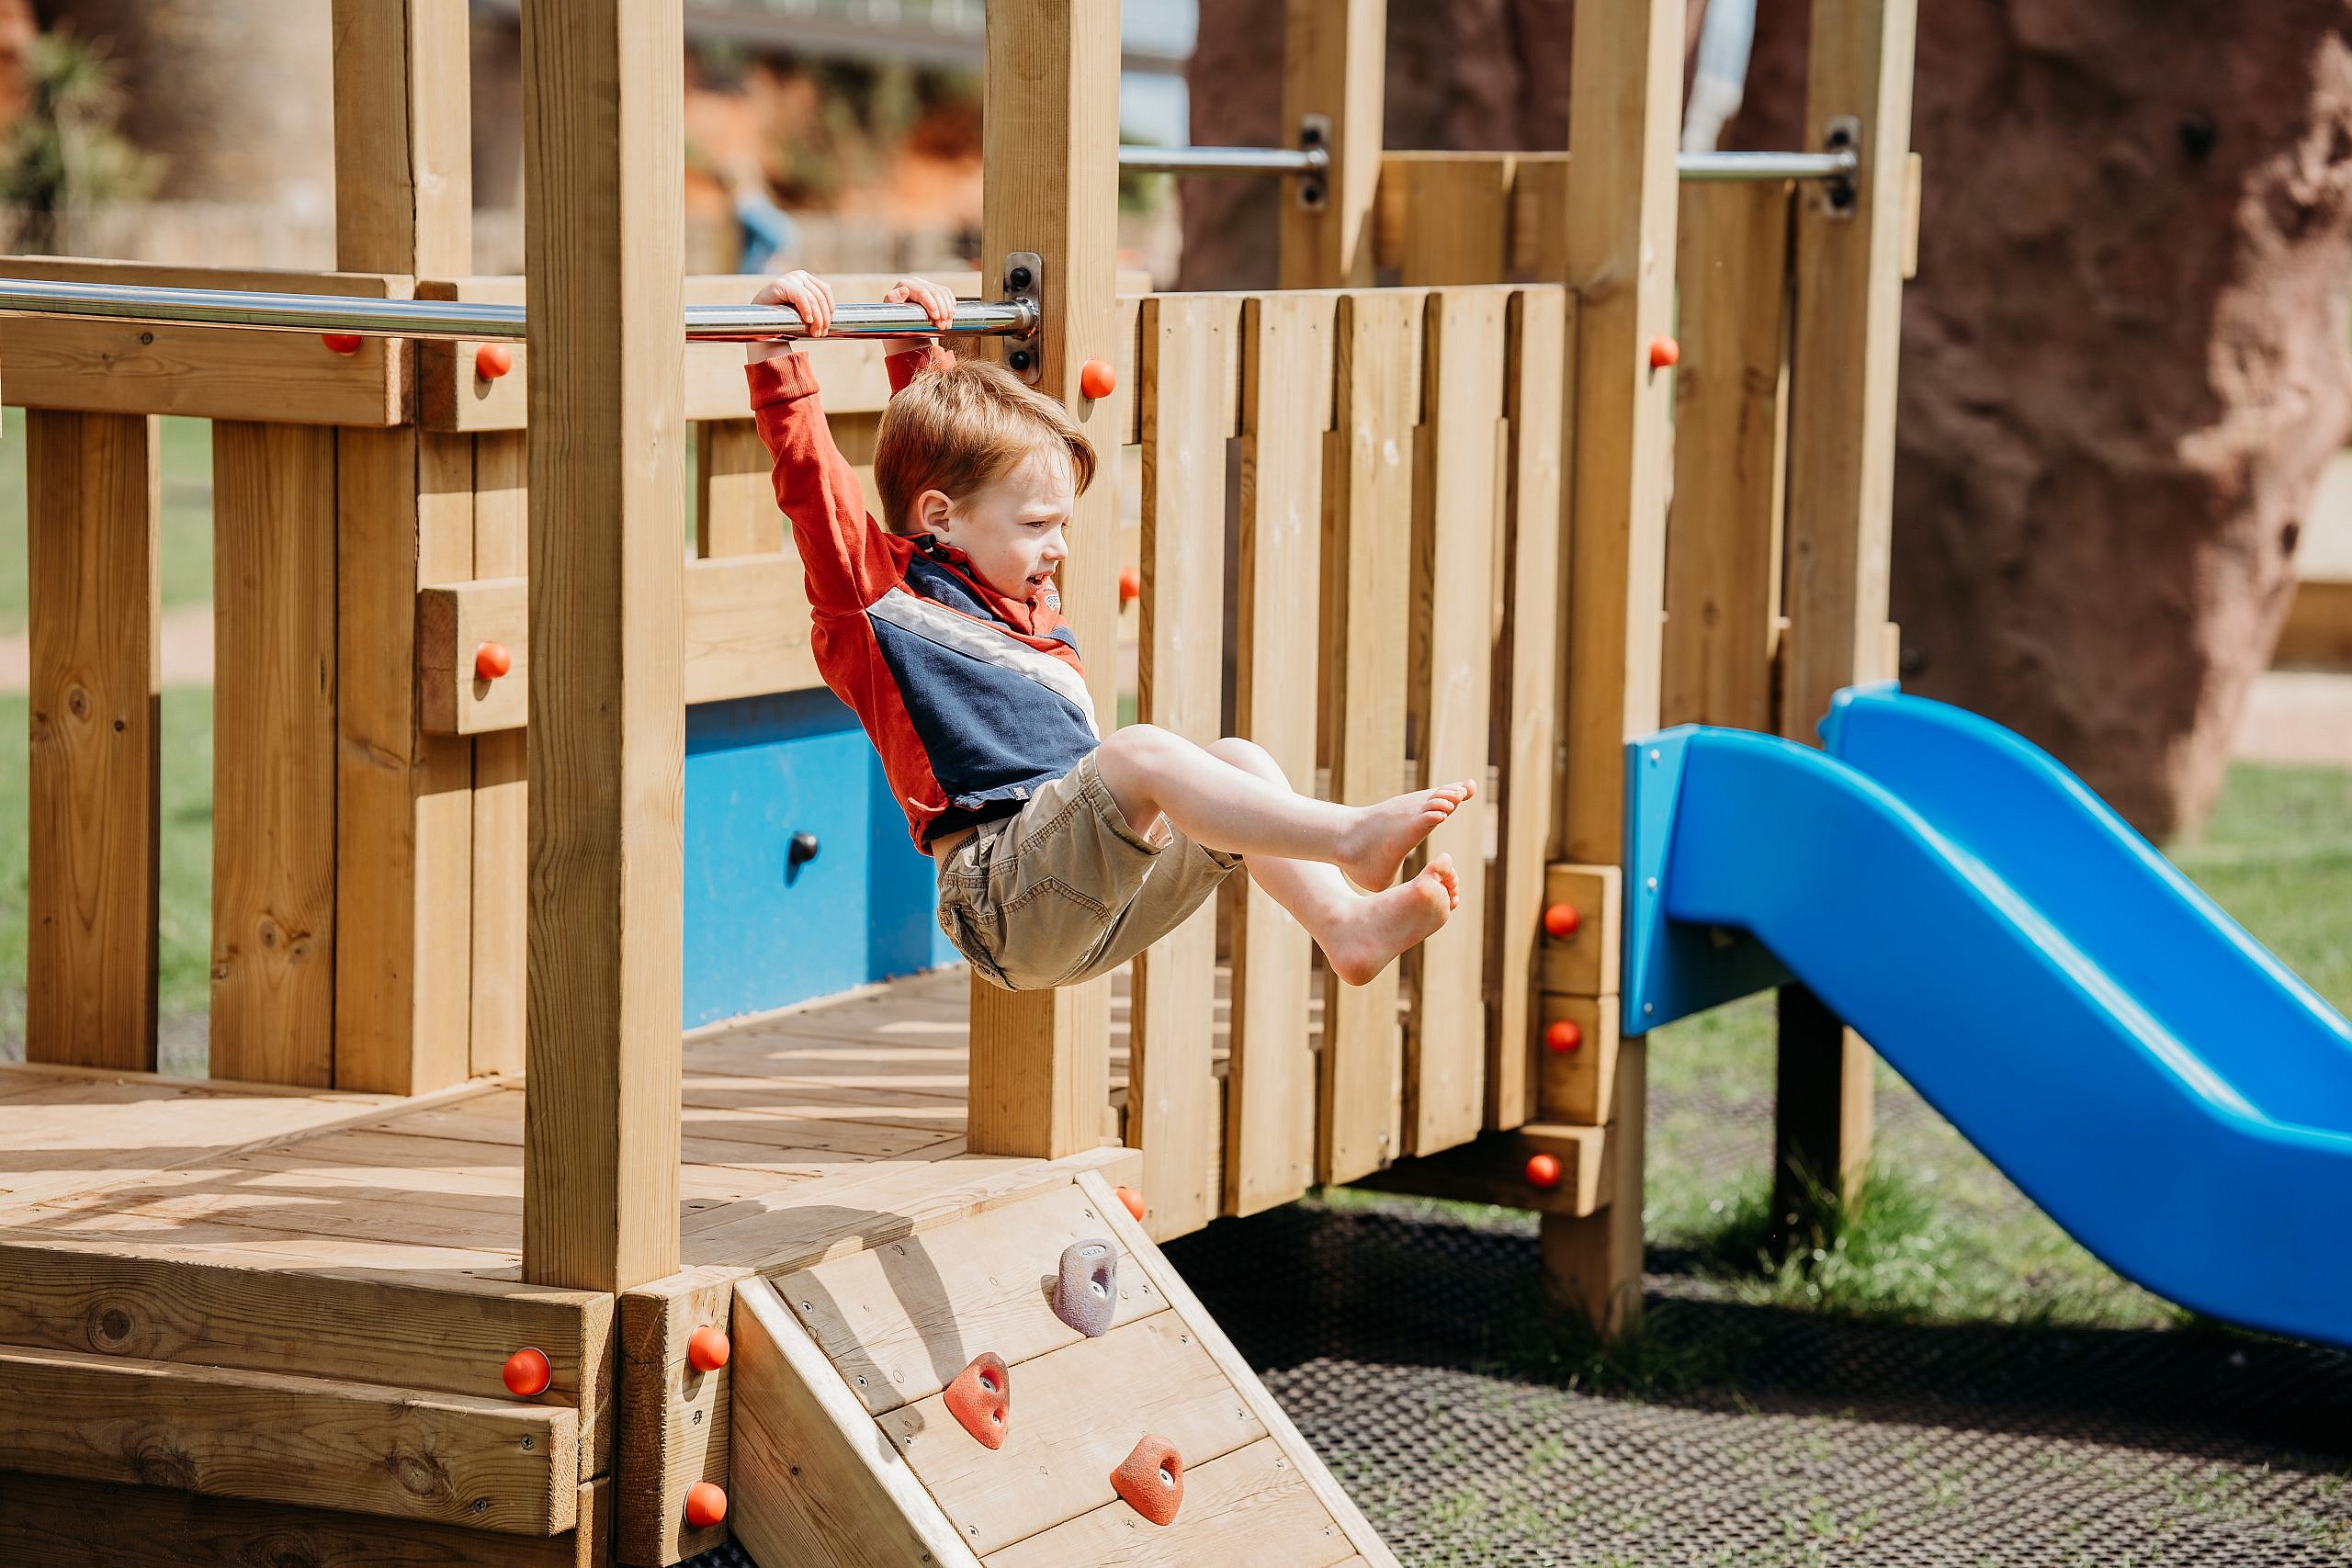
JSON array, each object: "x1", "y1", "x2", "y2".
[{"x1": 0, "y1": 0, "x2": 1916, "y2": 1562}]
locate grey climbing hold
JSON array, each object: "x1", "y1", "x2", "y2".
[{"x1": 1053, "y1": 1238, "x2": 1117, "y2": 1337}]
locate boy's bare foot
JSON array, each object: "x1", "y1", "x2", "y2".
[
  {"x1": 1336, "y1": 780, "x2": 1476, "y2": 892},
  {"x1": 1321, "y1": 854, "x2": 1460, "y2": 987}
]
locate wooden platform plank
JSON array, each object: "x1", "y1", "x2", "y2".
[
  {"x1": 885, "y1": 1309, "x2": 1263, "y2": 1556},
  {"x1": 1131, "y1": 291, "x2": 1239, "y2": 1241},
  {"x1": 982, "y1": 1437, "x2": 1351, "y2": 1568},
  {"x1": 0, "y1": 1345, "x2": 577, "y2": 1534}
]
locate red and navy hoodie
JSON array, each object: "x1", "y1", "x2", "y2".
[{"x1": 746, "y1": 344, "x2": 1099, "y2": 854}]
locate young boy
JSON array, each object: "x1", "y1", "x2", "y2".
[{"x1": 746, "y1": 270, "x2": 1474, "y2": 994}]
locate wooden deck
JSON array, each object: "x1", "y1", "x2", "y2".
[{"x1": 0, "y1": 964, "x2": 1238, "y2": 1281}]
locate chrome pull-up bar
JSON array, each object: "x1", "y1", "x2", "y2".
[
  {"x1": 1119, "y1": 143, "x2": 1860, "y2": 185},
  {"x1": 0, "y1": 276, "x2": 1040, "y2": 343}
]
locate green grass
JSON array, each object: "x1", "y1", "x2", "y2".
[{"x1": 0, "y1": 406, "x2": 216, "y2": 634}]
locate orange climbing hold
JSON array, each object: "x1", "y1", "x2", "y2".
[
  {"x1": 1118, "y1": 565, "x2": 1141, "y2": 607},
  {"x1": 1543, "y1": 902, "x2": 1580, "y2": 939},
  {"x1": 1545, "y1": 1019, "x2": 1583, "y2": 1054},
  {"x1": 686, "y1": 1325, "x2": 730, "y2": 1372},
  {"x1": 322, "y1": 333, "x2": 363, "y2": 355},
  {"x1": 1110, "y1": 1435, "x2": 1184, "y2": 1527},
  {"x1": 1080, "y1": 358, "x2": 1117, "y2": 400},
  {"x1": 944, "y1": 1351, "x2": 1011, "y2": 1450},
  {"x1": 475, "y1": 641, "x2": 513, "y2": 682},
  {"x1": 1114, "y1": 1185, "x2": 1147, "y2": 1223},
  {"x1": 502, "y1": 1347, "x2": 551, "y2": 1397},
  {"x1": 476, "y1": 343, "x2": 514, "y2": 379},
  {"x1": 684, "y1": 1481, "x2": 728, "y2": 1529},
  {"x1": 1525, "y1": 1152, "x2": 1563, "y2": 1190},
  {"x1": 1648, "y1": 333, "x2": 1680, "y2": 370}
]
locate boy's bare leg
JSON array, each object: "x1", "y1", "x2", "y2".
[
  {"x1": 1093, "y1": 723, "x2": 1475, "y2": 892},
  {"x1": 1201, "y1": 738, "x2": 1463, "y2": 987}
]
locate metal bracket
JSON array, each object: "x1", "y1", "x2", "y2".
[
  {"x1": 1817, "y1": 115, "x2": 1860, "y2": 220},
  {"x1": 1295, "y1": 113, "x2": 1331, "y2": 211},
  {"x1": 1001, "y1": 251, "x2": 1043, "y2": 386}
]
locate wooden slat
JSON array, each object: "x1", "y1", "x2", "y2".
[
  {"x1": 1225, "y1": 291, "x2": 1333, "y2": 1216},
  {"x1": 0, "y1": 257, "x2": 408, "y2": 425},
  {"x1": 696, "y1": 419, "x2": 783, "y2": 557},
  {"x1": 472, "y1": 430, "x2": 528, "y2": 1076},
  {"x1": 1349, "y1": 1120, "x2": 1611, "y2": 1217},
  {"x1": 967, "y1": 0, "x2": 1123, "y2": 1162},
  {"x1": 1505, "y1": 154, "x2": 1573, "y2": 280},
  {"x1": 1281, "y1": 0, "x2": 1385, "y2": 288},
  {"x1": 1544, "y1": 0, "x2": 1683, "y2": 1337},
  {"x1": 520, "y1": 0, "x2": 686, "y2": 1293},
  {"x1": 1539, "y1": 863, "x2": 1623, "y2": 996},
  {"x1": 2279, "y1": 577, "x2": 2352, "y2": 666},
  {"x1": 1317, "y1": 289, "x2": 1419, "y2": 1185},
  {"x1": 1393, "y1": 156, "x2": 1515, "y2": 286},
  {"x1": 0, "y1": 1472, "x2": 612, "y2": 1568},
  {"x1": 0, "y1": 1345, "x2": 577, "y2": 1534},
  {"x1": 1662, "y1": 179, "x2": 1792, "y2": 731},
  {"x1": 1402, "y1": 288, "x2": 1505, "y2": 1156},
  {"x1": 1131, "y1": 293, "x2": 1240, "y2": 1239},
  {"x1": 614, "y1": 1265, "x2": 746, "y2": 1566},
  {"x1": 1535, "y1": 991, "x2": 1621, "y2": 1127},
  {"x1": 419, "y1": 554, "x2": 821, "y2": 735},
  {"x1": 209, "y1": 421, "x2": 338, "y2": 1087},
  {"x1": 26, "y1": 409, "x2": 160, "y2": 1069},
  {"x1": 1484, "y1": 289, "x2": 1570, "y2": 1129},
  {"x1": 984, "y1": 1438, "x2": 1352, "y2": 1568},
  {"x1": 888, "y1": 1311, "x2": 1264, "y2": 1555},
  {"x1": 729, "y1": 1274, "x2": 983, "y2": 1568}
]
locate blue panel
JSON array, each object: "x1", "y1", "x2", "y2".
[
  {"x1": 1636, "y1": 688, "x2": 2352, "y2": 1348},
  {"x1": 683, "y1": 688, "x2": 957, "y2": 1027}
]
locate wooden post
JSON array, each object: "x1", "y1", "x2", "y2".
[
  {"x1": 329, "y1": 0, "x2": 477, "y2": 1094},
  {"x1": 1542, "y1": 0, "x2": 1685, "y2": 1337},
  {"x1": 1280, "y1": 0, "x2": 1385, "y2": 288},
  {"x1": 519, "y1": 0, "x2": 686, "y2": 1292},
  {"x1": 966, "y1": 0, "x2": 1122, "y2": 1160},
  {"x1": 26, "y1": 411, "x2": 160, "y2": 1070},
  {"x1": 1773, "y1": 0, "x2": 1918, "y2": 1227}
]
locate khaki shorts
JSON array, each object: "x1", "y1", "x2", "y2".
[{"x1": 936, "y1": 752, "x2": 1240, "y2": 991}]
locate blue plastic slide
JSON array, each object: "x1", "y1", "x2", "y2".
[{"x1": 1628, "y1": 687, "x2": 2352, "y2": 1347}]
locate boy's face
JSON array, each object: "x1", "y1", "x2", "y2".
[{"x1": 932, "y1": 447, "x2": 1076, "y2": 605}]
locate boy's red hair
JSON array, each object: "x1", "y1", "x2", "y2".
[{"x1": 873, "y1": 357, "x2": 1097, "y2": 532}]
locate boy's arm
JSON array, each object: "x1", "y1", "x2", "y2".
[{"x1": 746, "y1": 349, "x2": 896, "y2": 615}]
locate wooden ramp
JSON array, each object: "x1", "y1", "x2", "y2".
[{"x1": 729, "y1": 1168, "x2": 1396, "y2": 1568}]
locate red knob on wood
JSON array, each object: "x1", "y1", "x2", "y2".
[
  {"x1": 1525, "y1": 1152, "x2": 1563, "y2": 1190},
  {"x1": 1118, "y1": 566, "x2": 1141, "y2": 607},
  {"x1": 502, "y1": 1347, "x2": 551, "y2": 1397},
  {"x1": 1080, "y1": 358, "x2": 1117, "y2": 400},
  {"x1": 1114, "y1": 1185, "x2": 1147, "y2": 1222},
  {"x1": 686, "y1": 1325, "x2": 730, "y2": 1372},
  {"x1": 322, "y1": 333, "x2": 363, "y2": 355},
  {"x1": 684, "y1": 1481, "x2": 728, "y2": 1529},
  {"x1": 1545, "y1": 1019, "x2": 1583, "y2": 1055},
  {"x1": 475, "y1": 343, "x2": 514, "y2": 379},
  {"x1": 1648, "y1": 333, "x2": 1680, "y2": 370},
  {"x1": 1543, "y1": 903, "x2": 1580, "y2": 939},
  {"x1": 475, "y1": 641, "x2": 513, "y2": 681}
]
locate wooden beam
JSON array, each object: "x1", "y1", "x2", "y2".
[
  {"x1": 520, "y1": 0, "x2": 686, "y2": 1292},
  {"x1": 1392, "y1": 156, "x2": 1515, "y2": 286},
  {"x1": 26, "y1": 410, "x2": 159, "y2": 1070},
  {"x1": 2278, "y1": 577, "x2": 2352, "y2": 667},
  {"x1": 695, "y1": 421, "x2": 780, "y2": 558},
  {"x1": 614, "y1": 1266, "x2": 747, "y2": 1566},
  {"x1": 1280, "y1": 0, "x2": 1385, "y2": 288},
  {"x1": 1537, "y1": 1037, "x2": 1646, "y2": 1334},
  {"x1": 417, "y1": 555, "x2": 822, "y2": 736},
  {"x1": 1547, "y1": 0, "x2": 1685, "y2": 1337},
  {"x1": 967, "y1": 0, "x2": 1121, "y2": 1161},
  {"x1": 472, "y1": 432, "x2": 528, "y2": 1076},
  {"x1": 1348, "y1": 1120, "x2": 1611, "y2": 1217}
]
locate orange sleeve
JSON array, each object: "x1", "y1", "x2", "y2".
[{"x1": 745, "y1": 352, "x2": 897, "y2": 615}]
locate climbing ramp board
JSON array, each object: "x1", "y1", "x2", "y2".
[{"x1": 729, "y1": 1168, "x2": 1396, "y2": 1567}]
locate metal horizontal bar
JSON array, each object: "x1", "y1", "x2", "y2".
[
  {"x1": 1677, "y1": 148, "x2": 1859, "y2": 182},
  {"x1": 0, "y1": 276, "x2": 1036, "y2": 343},
  {"x1": 1118, "y1": 143, "x2": 1329, "y2": 176}
]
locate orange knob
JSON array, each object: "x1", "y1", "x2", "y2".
[
  {"x1": 475, "y1": 641, "x2": 513, "y2": 681},
  {"x1": 1114, "y1": 1185, "x2": 1146, "y2": 1222},
  {"x1": 322, "y1": 333, "x2": 363, "y2": 355},
  {"x1": 475, "y1": 343, "x2": 514, "y2": 379},
  {"x1": 1543, "y1": 903, "x2": 1580, "y2": 939},
  {"x1": 686, "y1": 1325, "x2": 730, "y2": 1372},
  {"x1": 1118, "y1": 565, "x2": 1141, "y2": 607},
  {"x1": 1648, "y1": 333, "x2": 1680, "y2": 370},
  {"x1": 502, "y1": 1347, "x2": 551, "y2": 1397},
  {"x1": 684, "y1": 1481, "x2": 728, "y2": 1529},
  {"x1": 1525, "y1": 1152, "x2": 1563, "y2": 1190},
  {"x1": 1545, "y1": 1019, "x2": 1583, "y2": 1054},
  {"x1": 1080, "y1": 358, "x2": 1117, "y2": 400}
]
